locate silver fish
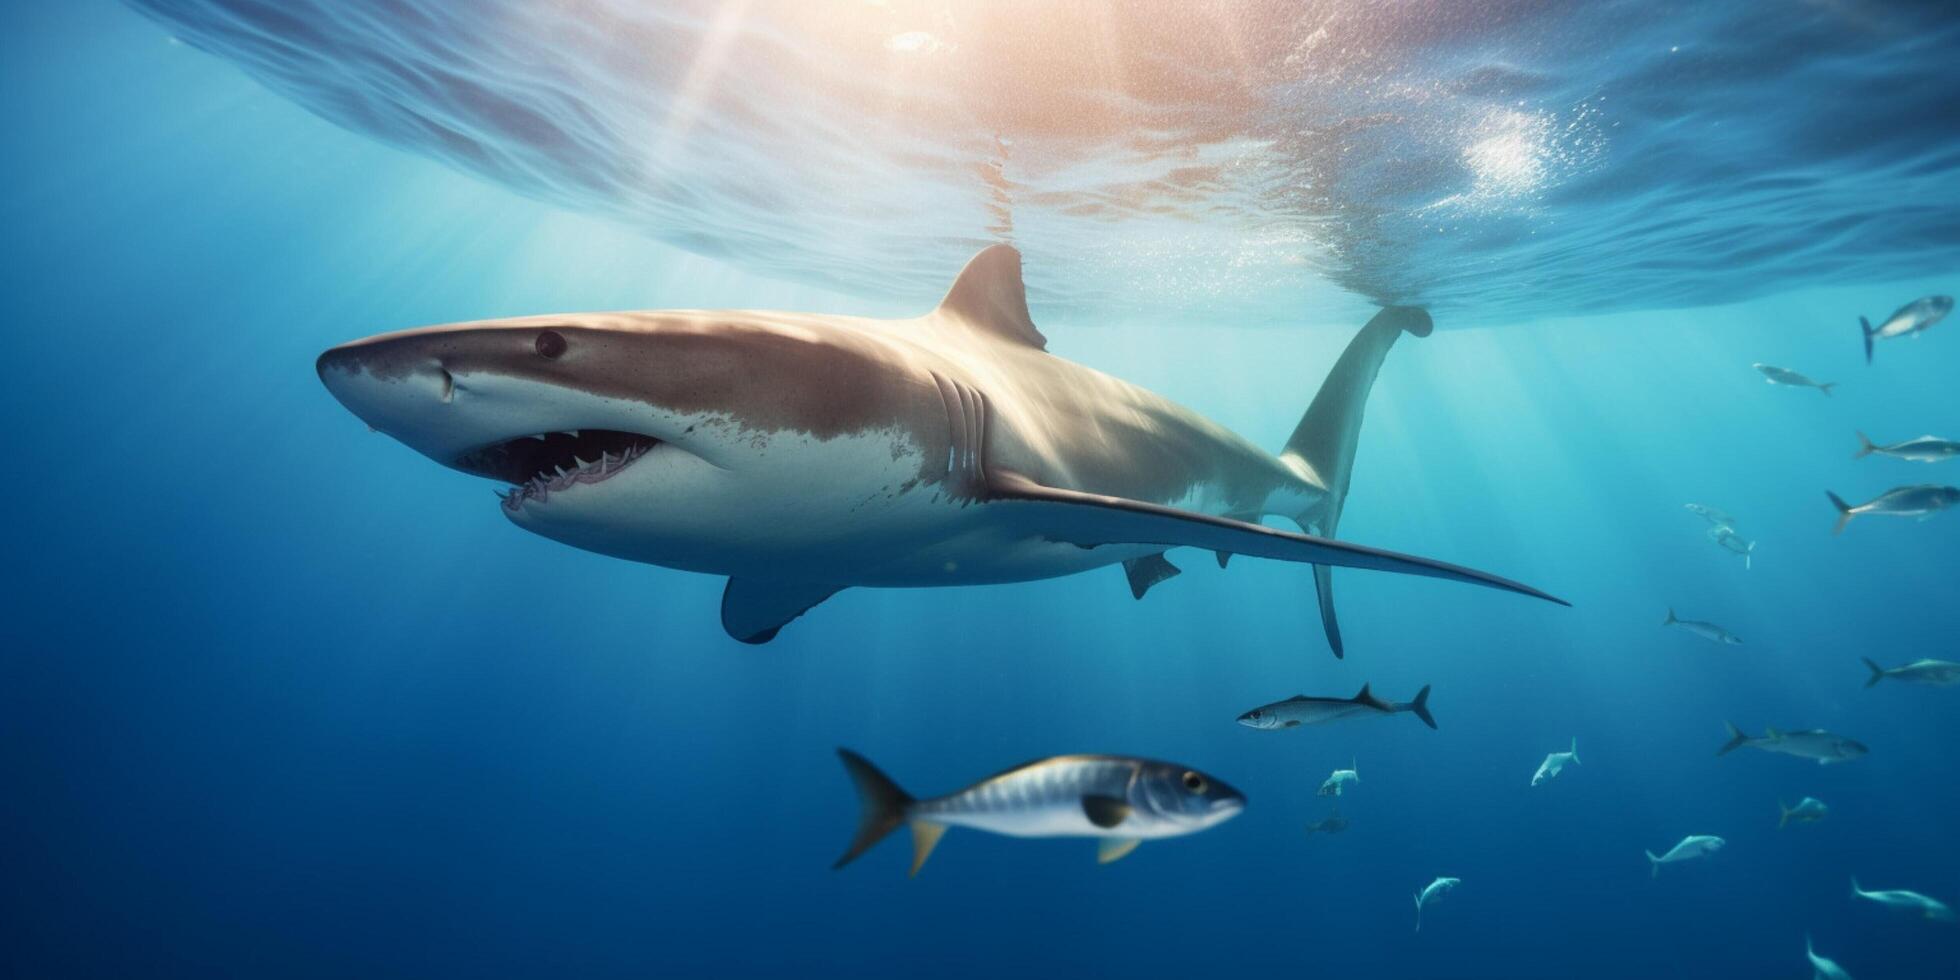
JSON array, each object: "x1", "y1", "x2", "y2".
[
  {"x1": 1318, "y1": 760, "x2": 1360, "y2": 797},
  {"x1": 1754, "y1": 363, "x2": 1836, "y2": 396},
  {"x1": 1531, "y1": 738, "x2": 1580, "y2": 787},
  {"x1": 1237, "y1": 683, "x2": 1436, "y2": 731},
  {"x1": 1414, "y1": 876, "x2": 1460, "y2": 932},
  {"x1": 1685, "y1": 503, "x2": 1736, "y2": 528},
  {"x1": 1646, "y1": 834, "x2": 1724, "y2": 877},
  {"x1": 1708, "y1": 525, "x2": 1754, "y2": 569},
  {"x1": 1826, "y1": 484, "x2": 1960, "y2": 534},
  {"x1": 1863, "y1": 657, "x2": 1960, "y2": 688},
  {"x1": 1719, "y1": 723, "x2": 1868, "y2": 765},
  {"x1": 1854, "y1": 431, "x2": 1960, "y2": 463},
  {"x1": 1779, "y1": 796, "x2": 1828, "y2": 829},
  {"x1": 1860, "y1": 294, "x2": 1952, "y2": 363},
  {"x1": 1305, "y1": 807, "x2": 1350, "y2": 836},
  {"x1": 1664, "y1": 608, "x2": 1741, "y2": 645},
  {"x1": 1851, "y1": 877, "x2": 1956, "y2": 921},
  {"x1": 1806, "y1": 934, "x2": 1853, "y2": 980},
  {"x1": 833, "y1": 749, "x2": 1244, "y2": 874}
]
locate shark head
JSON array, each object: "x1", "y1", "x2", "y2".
[{"x1": 316, "y1": 311, "x2": 934, "y2": 573}]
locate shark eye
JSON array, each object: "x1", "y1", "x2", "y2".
[
  {"x1": 535, "y1": 330, "x2": 567, "y2": 359},
  {"x1": 1182, "y1": 771, "x2": 1206, "y2": 793}
]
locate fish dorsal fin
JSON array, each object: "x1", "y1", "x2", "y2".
[
  {"x1": 1096, "y1": 838, "x2": 1142, "y2": 864},
  {"x1": 1284, "y1": 694, "x2": 1312, "y2": 703},
  {"x1": 935, "y1": 244, "x2": 1048, "y2": 350},
  {"x1": 1764, "y1": 727, "x2": 1783, "y2": 739},
  {"x1": 1081, "y1": 795, "x2": 1132, "y2": 829},
  {"x1": 1354, "y1": 683, "x2": 1373, "y2": 703}
]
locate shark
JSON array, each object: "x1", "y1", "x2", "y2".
[{"x1": 317, "y1": 245, "x2": 1563, "y2": 651}]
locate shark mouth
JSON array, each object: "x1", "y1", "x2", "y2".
[{"x1": 450, "y1": 430, "x2": 661, "y2": 513}]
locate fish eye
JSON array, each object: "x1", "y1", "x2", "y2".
[
  {"x1": 1182, "y1": 771, "x2": 1206, "y2": 793},
  {"x1": 1248, "y1": 710, "x2": 1260, "y2": 719},
  {"x1": 535, "y1": 330, "x2": 567, "y2": 359}
]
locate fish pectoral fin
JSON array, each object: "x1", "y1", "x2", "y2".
[
  {"x1": 1283, "y1": 720, "x2": 1302, "y2": 728},
  {"x1": 1096, "y1": 838, "x2": 1142, "y2": 865},
  {"x1": 1121, "y1": 553, "x2": 1181, "y2": 599},
  {"x1": 908, "y1": 820, "x2": 948, "y2": 878},
  {"x1": 1081, "y1": 795, "x2": 1132, "y2": 829},
  {"x1": 983, "y1": 469, "x2": 1565, "y2": 606},
  {"x1": 720, "y1": 578, "x2": 843, "y2": 644}
]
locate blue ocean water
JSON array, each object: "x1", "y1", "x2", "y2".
[{"x1": 4, "y1": 2, "x2": 1959, "y2": 977}]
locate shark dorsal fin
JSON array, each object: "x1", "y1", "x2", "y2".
[{"x1": 936, "y1": 244, "x2": 1048, "y2": 350}]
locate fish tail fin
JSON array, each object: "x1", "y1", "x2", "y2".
[
  {"x1": 1854, "y1": 431, "x2": 1877, "y2": 459},
  {"x1": 1718, "y1": 721, "x2": 1750, "y2": 757},
  {"x1": 1414, "y1": 893, "x2": 1423, "y2": 932},
  {"x1": 1779, "y1": 800, "x2": 1791, "y2": 830},
  {"x1": 833, "y1": 748, "x2": 927, "y2": 874},
  {"x1": 1408, "y1": 684, "x2": 1436, "y2": 730},
  {"x1": 1819, "y1": 381, "x2": 1836, "y2": 397},
  {"x1": 1663, "y1": 607, "x2": 1677, "y2": 626},
  {"x1": 1861, "y1": 316, "x2": 1874, "y2": 364},
  {"x1": 1851, "y1": 877, "x2": 1862, "y2": 896},
  {"x1": 1826, "y1": 491, "x2": 1854, "y2": 535},
  {"x1": 1278, "y1": 306, "x2": 1432, "y2": 659},
  {"x1": 1863, "y1": 657, "x2": 1885, "y2": 688},
  {"x1": 1807, "y1": 933, "x2": 1816, "y2": 958},
  {"x1": 1647, "y1": 851, "x2": 1661, "y2": 878},
  {"x1": 1569, "y1": 737, "x2": 1579, "y2": 766}
]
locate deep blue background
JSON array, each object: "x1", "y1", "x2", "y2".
[{"x1": 4, "y1": 4, "x2": 1958, "y2": 977}]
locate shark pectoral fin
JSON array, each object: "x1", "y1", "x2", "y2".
[
  {"x1": 1081, "y1": 795, "x2": 1132, "y2": 828},
  {"x1": 984, "y1": 470, "x2": 1566, "y2": 607},
  {"x1": 720, "y1": 579, "x2": 843, "y2": 644},
  {"x1": 1122, "y1": 554, "x2": 1181, "y2": 599},
  {"x1": 1096, "y1": 838, "x2": 1142, "y2": 864}
]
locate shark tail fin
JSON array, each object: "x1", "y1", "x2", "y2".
[
  {"x1": 834, "y1": 749, "x2": 934, "y2": 875},
  {"x1": 1409, "y1": 685, "x2": 1436, "y2": 730},
  {"x1": 1861, "y1": 316, "x2": 1875, "y2": 364},
  {"x1": 1863, "y1": 658, "x2": 1885, "y2": 688},
  {"x1": 1718, "y1": 722, "x2": 1751, "y2": 757},
  {"x1": 1647, "y1": 850, "x2": 1661, "y2": 878},
  {"x1": 1826, "y1": 491, "x2": 1854, "y2": 535},
  {"x1": 1854, "y1": 431, "x2": 1877, "y2": 459},
  {"x1": 1278, "y1": 306, "x2": 1432, "y2": 659},
  {"x1": 1779, "y1": 800, "x2": 1791, "y2": 830}
]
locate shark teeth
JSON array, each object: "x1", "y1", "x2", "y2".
[{"x1": 500, "y1": 438, "x2": 654, "y2": 513}]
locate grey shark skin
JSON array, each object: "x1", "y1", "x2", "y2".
[
  {"x1": 1863, "y1": 656, "x2": 1960, "y2": 688},
  {"x1": 1237, "y1": 683, "x2": 1435, "y2": 731},
  {"x1": 1719, "y1": 722, "x2": 1868, "y2": 765},
  {"x1": 1779, "y1": 796, "x2": 1828, "y2": 829},
  {"x1": 1854, "y1": 431, "x2": 1960, "y2": 463},
  {"x1": 1826, "y1": 485, "x2": 1960, "y2": 534},
  {"x1": 1860, "y1": 294, "x2": 1952, "y2": 363},
  {"x1": 1663, "y1": 608, "x2": 1741, "y2": 645},
  {"x1": 1753, "y1": 363, "x2": 1835, "y2": 396},
  {"x1": 1645, "y1": 834, "x2": 1724, "y2": 878},
  {"x1": 317, "y1": 246, "x2": 1564, "y2": 652},
  {"x1": 831, "y1": 749, "x2": 1244, "y2": 874},
  {"x1": 1850, "y1": 878, "x2": 1956, "y2": 921},
  {"x1": 1806, "y1": 935, "x2": 1853, "y2": 980}
]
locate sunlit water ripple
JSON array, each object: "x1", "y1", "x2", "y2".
[{"x1": 126, "y1": 0, "x2": 1960, "y2": 325}]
